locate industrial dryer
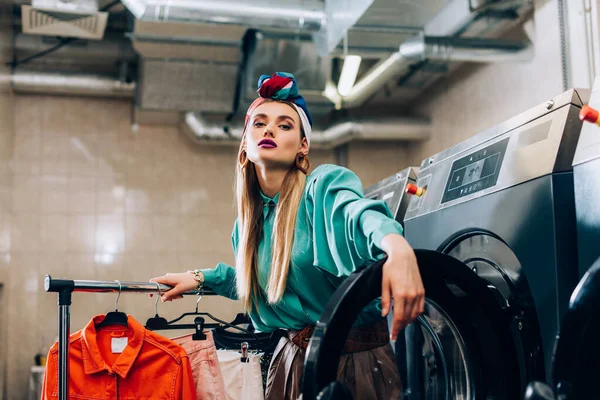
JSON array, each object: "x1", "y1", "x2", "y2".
[
  {"x1": 523, "y1": 78, "x2": 600, "y2": 400},
  {"x1": 301, "y1": 88, "x2": 589, "y2": 400}
]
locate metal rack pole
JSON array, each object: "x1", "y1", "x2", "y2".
[{"x1": 43, "y1": 275, "x2": 216, "y2": 400}]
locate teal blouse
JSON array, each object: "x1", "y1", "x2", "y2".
[{"x1": 201, "y1": 164, "x2": 404, "y2": 332}]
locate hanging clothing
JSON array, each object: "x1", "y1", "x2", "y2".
[
  {"x1": 201, "y1": 164, "x2": 404, "y2": 332},
  {"x1": 41, "y1": 314, "x2": 196, "y2": 400},
  {"x1": 211, "y1": 328, "x2": 286, "y2": 391},
  {"x1": 216, "y1": 350, "x2": 264, "y2": 400},
  {"x1": 172, "y1": 331, "x2": 227, "y2": 400}
]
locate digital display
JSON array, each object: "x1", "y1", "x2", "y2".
[{"x1": 442, "y1": 138, "x2": 509, "y2": 204}]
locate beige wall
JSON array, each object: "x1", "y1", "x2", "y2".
[
  {"x1": 0, "y1": 94, "x2": 409, "y2": 398},
  {"x1": 0, "y1": 90, "x2": 13, "y2": 400},
  {"x1": 348, "y1": 141, "x2": 411, "y2": 187},
  {"x1": 1, "y1": 4, "x2": 14, "y2": 394},
  {"x1": 404, "y1": 0, "x2": 566, "y2": 167}
]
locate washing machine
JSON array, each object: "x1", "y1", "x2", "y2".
[
  {"x1": 301, "y1": 88, "x2": 589, "y2": 400},
  {"x1": 572, "y1": 77, "x2": 600, "y2": 278},
  {"x1": 363, "y1": 166, "x2": 418, "y2": 227},
  {"x1": 523, "y1": 78, "x2": 600, "y2": 400}
]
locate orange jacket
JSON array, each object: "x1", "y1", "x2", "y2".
[{"x1": 41, "y1": 314, "x2": 196, "y2": 399}]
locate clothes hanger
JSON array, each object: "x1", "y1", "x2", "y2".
[
  {"x1": 96, "y1": 280, "x2": 128, "y2": 328},
  {"x1": 145, "y1": 282, "x2": 169, "y2": 330},
  {"x1": 149, "y1": 289, "x2": 263, "y2": 347},
  {"x1": 145, "y1": 289, "x2": 217, "y2": 340}
]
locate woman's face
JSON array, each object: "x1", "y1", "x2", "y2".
[{"x1": 244, "y1": 101, "x2": 308, "y2": 170}]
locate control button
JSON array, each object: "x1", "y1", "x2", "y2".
[
  {"x1": 579, "y1": 105, "x2": 600, "y2": 125},
  {"x1": 405, "y1": 183, "x2": 426, "y2": 197}
]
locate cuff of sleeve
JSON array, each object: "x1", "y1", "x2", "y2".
[
  {"x1": 371, "y1": 219, "x2": 404, "y2": 253},
  {"x1": 199, "y1": 266, "x2": 221, "y2": 287}
]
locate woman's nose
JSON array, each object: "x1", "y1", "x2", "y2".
[{"x1": 263, "y1": 125, "x2": 275, "y2": 137}]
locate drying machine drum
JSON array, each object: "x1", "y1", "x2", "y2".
[
  {"x1": 551, "y1": 260, "x2": 600, "y2": 399},
  {"x1": 302, "y1": 249, "x2": 533, "y2": 400}
]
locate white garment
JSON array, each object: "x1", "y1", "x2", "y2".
[{"x1": 217, "y1": 350, "x2": 264, "y2": 400}]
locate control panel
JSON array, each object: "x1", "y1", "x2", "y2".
[{"x1": 442, "y1": 138, "x2": 509, "y2": 204}]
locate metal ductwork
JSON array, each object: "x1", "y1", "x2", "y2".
[
  {"x1": 182, "y1": 112, "x2": 430, "y2": 150},
  {"x1": 121, "y1": 0, "x2": 325, "y2": 32},
  {"x1": 334, "y1": 35, "x2": 533, "y2": 108},
  {"x1": 328, "y1": 0, "x2": 533, "y2": 109},
  {"x1": 400, "y1": 35, "x2": 533, "y2": 63},
  {"x1": 124, "y1": 0, "x2": 533, "y2": 114},
  {"x1": 10, "y1": 71, "x2": 136, "y2": 98},
  {"x1": 124, "y1": 1, "x2": 331, "y2": 114}
]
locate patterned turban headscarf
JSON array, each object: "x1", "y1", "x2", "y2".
[{"x1": 244, "y1": 72, "x2": 313, "y2": 146}]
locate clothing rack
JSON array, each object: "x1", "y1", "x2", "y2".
[{"x1": 43, "y1": 274, "x2": 216, "y2": 400}]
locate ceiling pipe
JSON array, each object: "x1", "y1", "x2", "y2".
[
  {"x1": 182, "y1": 112, "x2": 430, "y2": 150},
  {"x1": 335, "y1": 35, "x2": 533, "y2": 108},
  {"x1": 120, "y1": 0, "x2": 325, "y2": 32},
  {"x1": 10, "y1": 71, "x2": 136, "y2": 98},
  {"x1": 400, "y1": 35, "x2": 534, "y2": 63}
]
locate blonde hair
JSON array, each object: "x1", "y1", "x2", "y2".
[{"x1": 235, "y1": 100, "x2": 308, "y2": 310}]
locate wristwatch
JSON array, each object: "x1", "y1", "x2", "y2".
[{"x1": 187, "y1": 269, "x2": 204, "y2": 291}]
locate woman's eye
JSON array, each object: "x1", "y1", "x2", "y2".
[
  {"x1": 279, "y1": 125, "x2": 291, "y2": 130},
  {"x1": 253, "y1": 122, "x2": 265, "y2": 128}
]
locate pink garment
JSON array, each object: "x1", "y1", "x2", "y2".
[{"x1": 173, "y1": 331, "x2": 227, "y2": 400}]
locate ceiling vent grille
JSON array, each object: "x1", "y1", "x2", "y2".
[{"x1": 21, "y1": 5, "x2": 107, "y2": 40}]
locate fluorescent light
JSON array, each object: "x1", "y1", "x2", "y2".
[{"x1": 337, "y1": 55, "x2": 362, "y2": 96}]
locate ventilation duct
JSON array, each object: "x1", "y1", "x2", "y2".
[
  {"x1": 127, "y1": 12, "x2": 249, "y2": 113},
  {"x1": 138, "y1": 59, "x2": 238, "y2": 112},
  {"x1": 325, "y1": 0, "x2": 532, "y2": 108},
  {"x1": 10, "y1": 71, "x2": 135, "y2": 98},
  {"x1": 121, "y1": 0, "x2": 325, "y2": 32},
  {"x1": 332, "y1": 35, "x2": 533, "y2": 108},
  {"x1": 182, "y1": 112, "x2": 430, "y2": 150},
  {"x1": 400, "y1": 35, "x2": 533, "y2": 63}
]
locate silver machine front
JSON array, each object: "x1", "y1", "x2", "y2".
[
  {"x1": 406, "y1": 89, "x2": 588, "y2": 221},
  {"x1": 364, "y1": 166, "x2": 418, "y2": 225},
  {"x1": 402, "y1": 87, "x2": 589, "y2": 399}
]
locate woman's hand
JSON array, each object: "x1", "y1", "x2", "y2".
[
  {"x1": 150, "y1": 272, "x2": 199, "y2": 302},
  {"x1": 380, "y1": 233, "x2": 425, "y2": 341}
]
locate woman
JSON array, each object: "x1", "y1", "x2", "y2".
[{"x1": 151, "y1": 72, "x2": 425, "y2": 399}]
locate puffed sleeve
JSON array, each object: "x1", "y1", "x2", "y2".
[
  {"x1": 305, "y1": 164, "x2": 404, "y2": 277},
  {"x1": 200, "y1": 221, "x2": 239, "y2": 300}
]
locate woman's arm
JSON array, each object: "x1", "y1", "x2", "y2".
[
  {"x1": 306, "y1": 165, "x2": 424, "y2": 339},
  {"x1": 306, "y1": 164, "x2": 406, "y2": 274},
  {"x1": 151, "y1": 263, "x2": 238, "y2": 301},
  {"x1": 380, "y1": 233, "x2": 425, "y2": 341}
]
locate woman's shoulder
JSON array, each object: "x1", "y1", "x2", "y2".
[
  {"x1": 307, "y1": 163, "x2": 356, "y2": 184},
  {"x1": 305, "y1": 164, "x2": 362, "y2": 199}
]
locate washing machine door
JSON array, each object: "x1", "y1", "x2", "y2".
[
  {"x1": 302, "y1": 249, "x2": 527, "y2": 400},
  {"x1": 551, "y1": 260, "x2": 600, "y2": 399}
]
